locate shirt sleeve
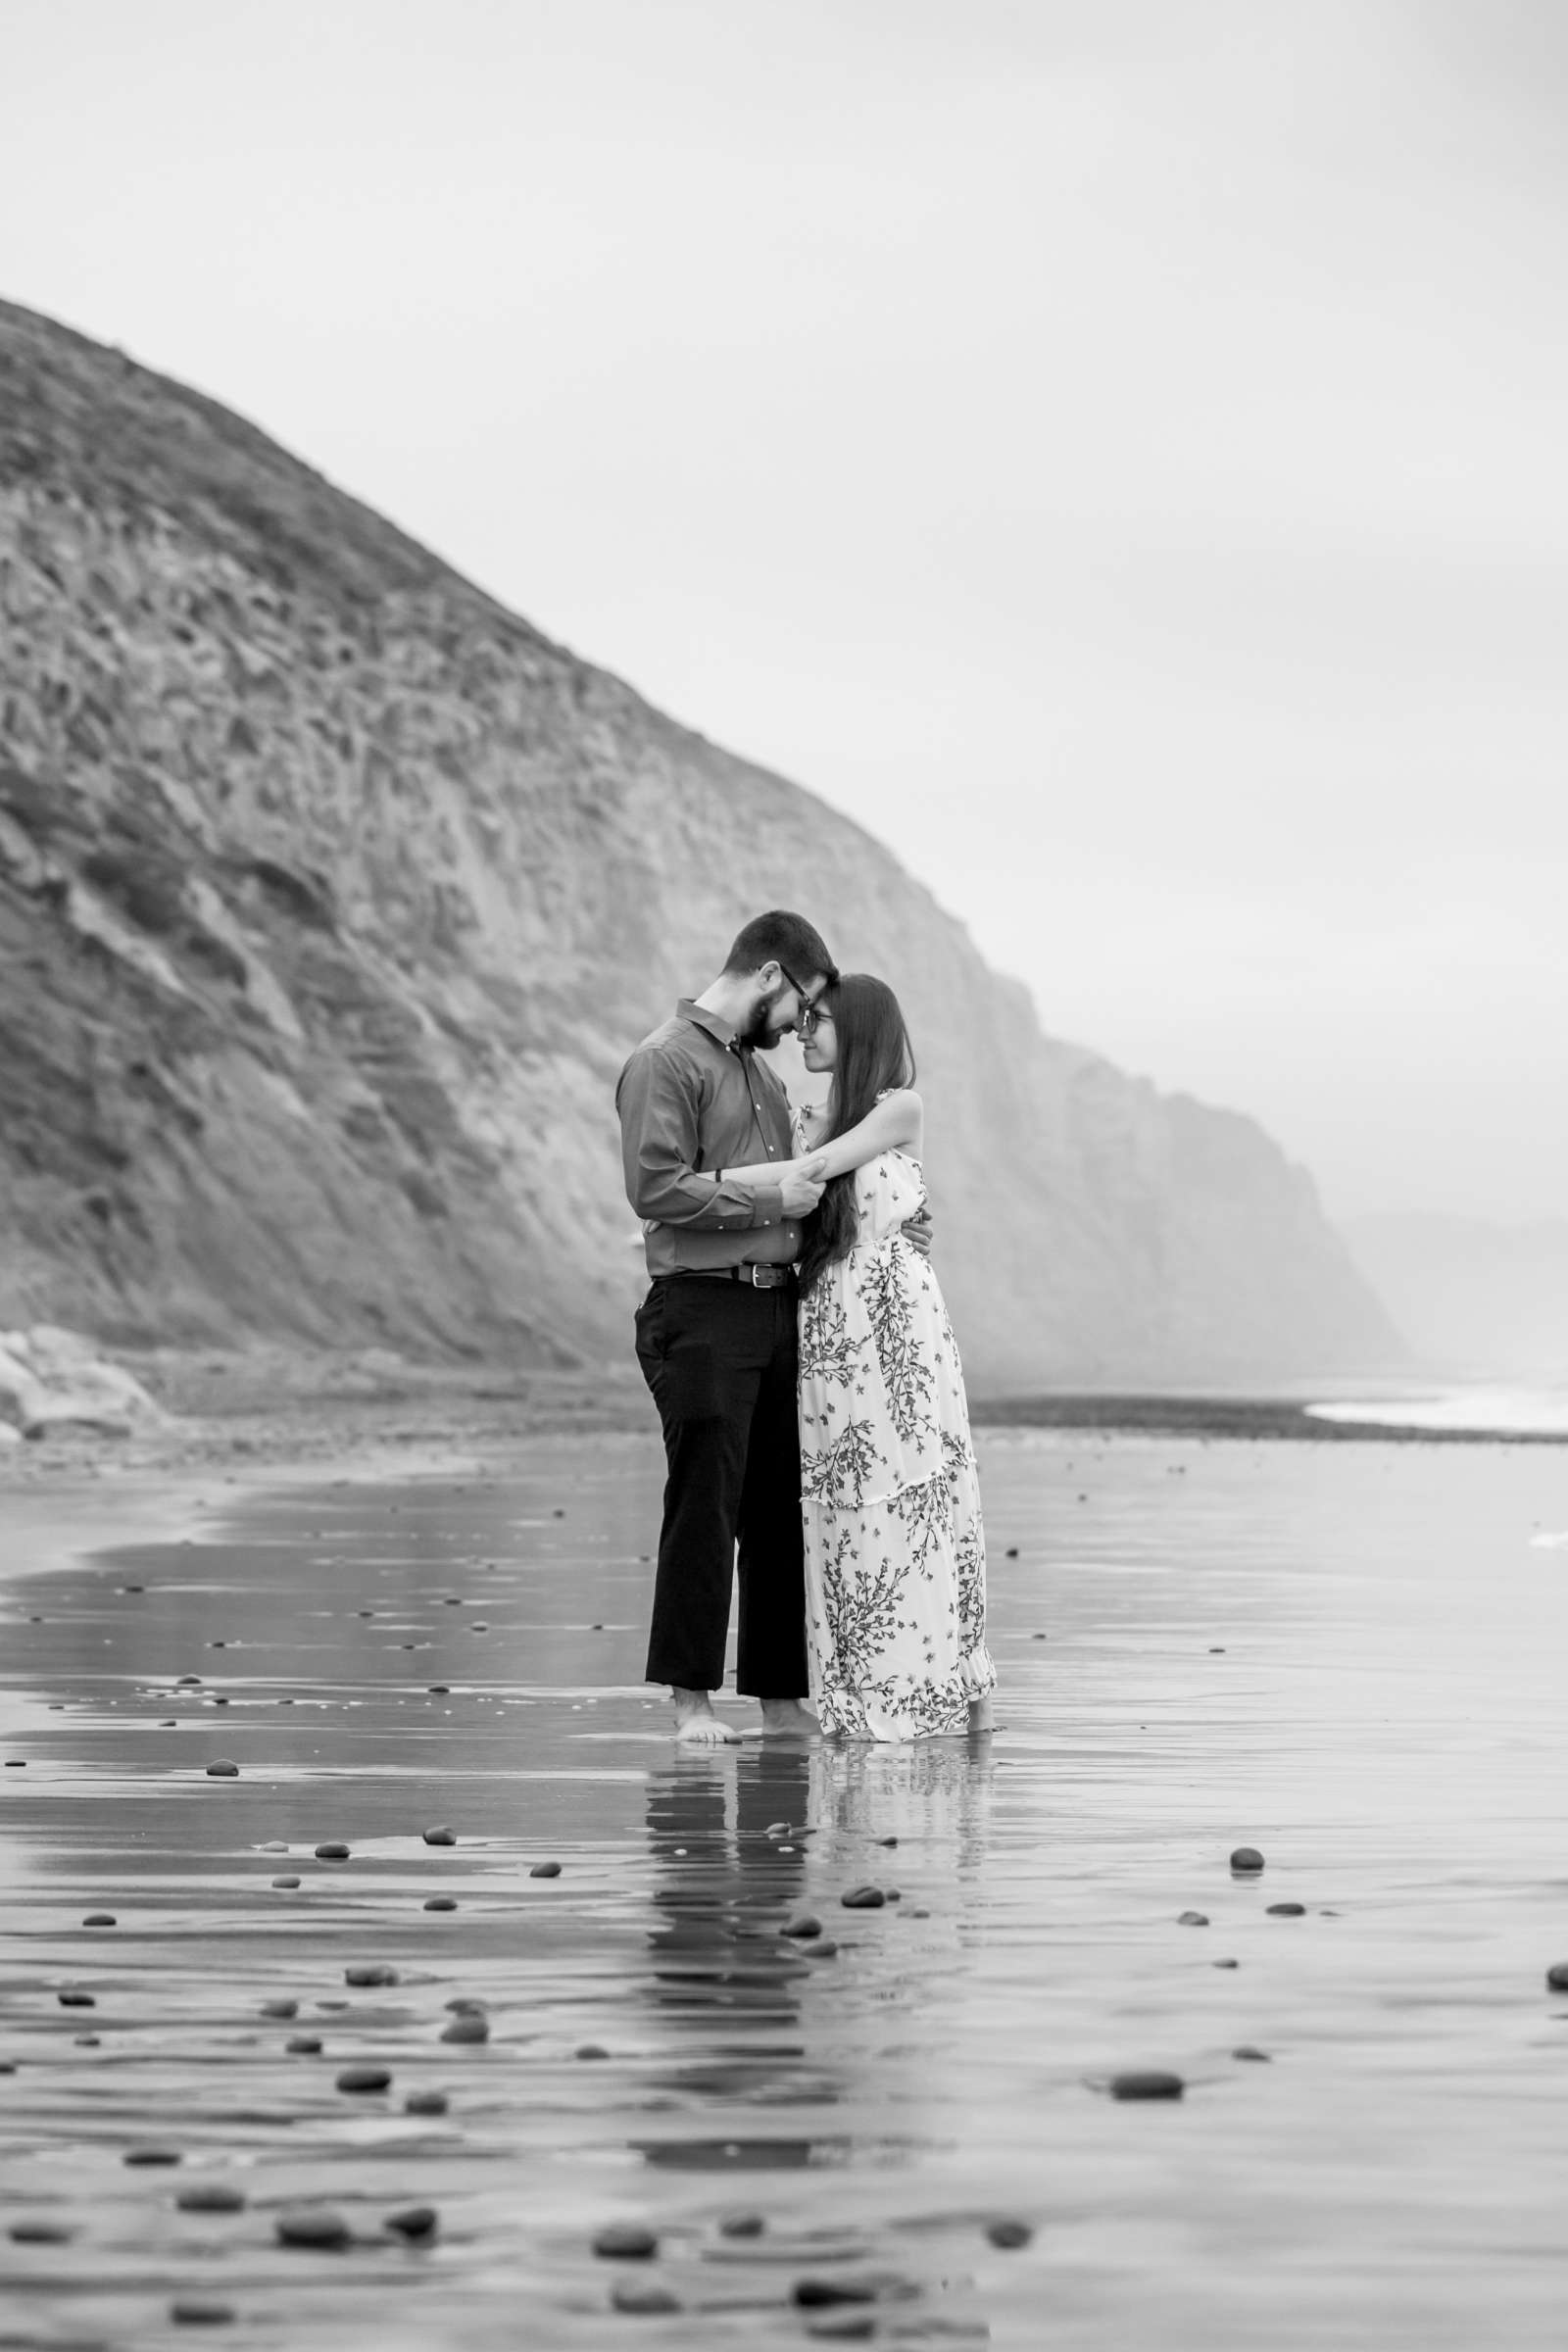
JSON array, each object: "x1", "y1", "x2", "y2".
[{"x1": 616, "y1": 1049, "x2": 786, "y2": 1230}]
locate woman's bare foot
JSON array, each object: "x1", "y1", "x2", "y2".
[
  {"x1": 758, "y1": 1698, "x2": 819, "y2": 1740},
  {"x1": 967, "y1": 1693, "x2": 995, "y2": 1734},
  {"x1": 671, "y1": 1688, "x2": 741, "y2": 1744}
]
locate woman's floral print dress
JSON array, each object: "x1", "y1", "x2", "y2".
[{"x1": 796, "y1": 1118, "x2": 996, "y2": 1739}]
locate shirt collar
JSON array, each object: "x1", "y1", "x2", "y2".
[{"x1": 677, "y1": 998, "x2": 748, "y2": 1055}]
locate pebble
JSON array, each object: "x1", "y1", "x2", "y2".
[
  {"x1": 58, "y1": 1990, "x2": 94, "y2": 2007},
  {"x1": 841, "y1": 1886, "x2": 885, "y2": 1909},
  {"x1": 176, "y1": 2182, "x2": 248, "y2": 2213},
  {"x1": 594, "y1": 2221, "x2": 659, "y2": 2258},
  {"x1": 781, "y1": 1912, "x2": 822, "y2": 1939},
  {"x1": 423, "y1": 1896, "x2": 458, "y2": 1912},
  {"x1": 385, "y1": 2204, "x2": 439, "y2": 2239},
  {"x1": 286, "y1": 2035, "x2": 323, "y2": 2054},
  {"x1": 314, "y1": 1842, "x2": 350, "y2": 1860},
  {"x1": 1230, "y1": 1846, "x2": 1265, "y2": 1873},
  {"x1": 405, "y1": 2089, "x2": 450, "y2": 2115},
  {"x1": 529, "y1": 1861, "x2": 562, "y2": 1878},
  {"x1": 260, "y1": 1840, "x2": 289, "y2": 1853},
  {"x1": 986, "y1": 2218, "x2": 1033, "y2": 2248},
  {"x1": 10, "y1": 2219, "x2": 74, "y2": 2242},
  {"x1": 335, "y1": 2064, "x2": 392, "y2": 2093},
  {"x1": 1004, "y1": 1545, "x2": 1019, "y2": 1557},
  {"x1": 422, "y1": 1826, "x2": 457, "y2": 1845},
  {"x1": 176, "y1": 1676, "x2": 203, "y2": 1688},
  {"x1": 345, "y1": 1963, "x2": 398, "y2": 1987},
  {"x1": 875, "y1": 1836, "x2": 898, "y2": 1848},
  {"x1": 260, "y1": 1998, "x2": 299, "y2": 2018},
  {"x1": 275, "y1": 2205, "x2": 351, "y2": 2250},
  {"x1": 1545, "y1": 1962, "x2": 1568, "y2": 1992},
  {"x1": 793, "y1": 2278, "x2": 879, "y2": 2306},
  {"x1": 1212, "y1": 1958, "x2": 1240, "y2": 1969},
  {"x1": 1233, "y1": 2046, "x2": 1272, "y2": 2062},
  {"x1": 205, "y1": 1760, "x2": 239, "y2": 1778},
  {"x1": 170, "y1": 2298, "x2": 235, "y2": 2327},
  {"x1": 576, "y1": 2043, "x2": 610, "y2": 2060},
  {"x1": 612, "y1": 2280, "x2": 681, "y2": 2314},
  {"x1": 764, "y1": 1820, "x2": 791, "y2": 1837},
  {"x1": 808, "y1": 1939, "x2": 840, "y2": 1958},
  {"x1": 125, "y1": 2146, "x2": 182, "y2": 2166},
  {"x1": 270, "y1": 1876, "x2": 302, "y2": 1889},
  {"x1": 1266, "y1": 1902, "x2": 1306, "y2": 1917},
  {"x1": 1177, "y1": 1911, "x2": 1209, "y2": 1926},
  {"x1": 440, "y1": 2013, "x2": 489, "y2": 2044},
  {"x1": 718, "y1": 2210, "x2": 765, "y2": 2237},
  {"x1": 1109, "y1": 2070, "x2": 1185, "y2": 2101},
  {"x1": 82, "y1": 1913, "x2": 116, "y2": 1928}
]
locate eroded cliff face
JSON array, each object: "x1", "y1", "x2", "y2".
[{"x1": 0, "y1": 299, "x2": 1399, "y2": 1387}]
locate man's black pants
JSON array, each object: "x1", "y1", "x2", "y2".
[{"x1": 634, "y1": 1274, "x2": 808, "y2": 1698}]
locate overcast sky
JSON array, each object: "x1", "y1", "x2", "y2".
[{"x1": 8, "y1": 0, "x2": 1566, "y2": 1222}]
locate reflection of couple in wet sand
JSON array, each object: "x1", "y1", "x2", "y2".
[{"x1": 616, "y1": 909, "x2": 997, "y2": 1746}]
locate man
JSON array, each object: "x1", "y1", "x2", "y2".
[{"x1": 616, "y1": 910, "x2": 834, "y2": 1743}]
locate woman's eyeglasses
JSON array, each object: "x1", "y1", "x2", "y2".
[{"x1": 799, "y1": 1004, "x2": 833, "y2": 1036}]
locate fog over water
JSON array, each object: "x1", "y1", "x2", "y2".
[{"x1": 6, "y1": 0, "x2": 1566, "y2": 1230}]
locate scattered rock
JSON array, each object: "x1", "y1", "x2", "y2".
[
  {"x1": 10, "y1": 2219, "x2": 74, "y2": 2242},
  {"x1": 529, "y1": 1861, "x2": 562, "y2": 1879},
  {"x1": 170, "y1": 2298, "x2": 235, "y2": 2326},
  {"x1": 1109, "y1": 2071, "x2": 1185, "y2": 2101},
  {"x1": 345, "y1": 1963, "x2": 398, "y2": 1987},
  {"x1": 286, "y1": 2035, "x2": 322, "y2": 2054},
  {"x1": 422, "y1": 1826, "x2": 457, "y2": 1846},
  {"x1": 404, "y1": 2089, "x2": 449, "y2": 2115},
  {"x1": 1266, "y1": 1902, "x2": 1306, "y2": 1918},
  {"x1": 275, "y1": 2205, "x2": 351, "y2": 2250},
  {"x1": 576, "y1": 2043, "x2": 609, "y2": 2060},
  {"x1": 314, "y1": 1842, "x2": 350, "y2": 1860},
  {"x1": 1211, "y1": 1958, "x2": 1240, "y2": 1969},
  {"x1": 423, "y1": 1895, "x2": 458, "y2": 1912},
  {"x1": 58, "y1": 1990, "x2": 94, "y2": 2007},
  {"x1": 1177, "y1": 1910, "x2": 1209, "y2": 1927},
  {"x1": 611, "y1": 2279, "x2": 681, "y2": 2314},
  {"x1": 334, "y1": 2064, "x2": 392, "y2": 2093},
  {"x1": 986, "y1": 2218, "x2": 1033, "y2": 2248},
  {"x1": 1233, "y1": 2046, "x2": 1272, "y2": 2062},
  {"x1": 260, "y1": 1840, "x2": 289, "y2": 1853},
  {"x1": 1230, "y1": 1846, "x2": 1265, "y2": 1873},
  {"x1": 124, "y1": 2146, "x2": 182, "y2": 2166},
  {"x1": 176, "y1": 2182, "x2": 247, "y2": 2213},
  {"x1": 781, "y1": 1911, "x2": 822, "y2": 1939},
  {"x1": 793, "y1": 2277, "x2": 880, "y2": 2306},
  {"x1": 205, "y1": 1760, "x2": 239, "y2": 1778},
  {"x1": 840, "y1": 1886, "x2": 885, "y2": 1909},
  {"x1": 440, "y1": 2013, "x2": 489, "y2": 2045},
  {"x1": 1545, "y1": 1962, "x2": 1568, "y2": 1992},
  {"x1": 593, "y1": 2221, "x2": 659, "y2": 2259},
  {"x1": 82, "y1": 1913, "x2": 116, "y2": 1928},
  {"x1": 260, "y1": 1998, "x2": 299, "y2": 2018},
  {"x1": 807, "y1": 1938, "x2": 840, "y2": 1958},
  {"x1": 270, "y1": 1876, "x2": 302, "y2": 1889},
  {"x1": 718, "y1": 2211, "x2": 765, "y2": 2237},
  {"x1": 385, "y1": 2204, "x2": 438, "y2": 2239}
]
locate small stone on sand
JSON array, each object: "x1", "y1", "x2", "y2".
[
  {"x1": 260, "y1": 1998, "x2": 299, "y2": 2018},
  {"x1": 781, "y1": 1912, "x2": 822, "y2": 1939},
  {"x1": 170, "y1": 2299, "x2": 235, "y2": 2326},
  {"x1": 440, "y1": 2013, "x2": 489, "y2": 2044},
  {"x1": 345, "y1": 1963, "x2": 398, "y2": 1986},
  {"x1": 314, "y1": 1842, "x2": 350, "y2": 1860},
  {"x1": 10, "y1": 2219, "x2": 74, "y2": 2242},
  {"x1": 176, "y1": 2182, "x2": 247, "y2": 2213},
  {"x1": 422, "y1": 1826, "x2": 457, "y2": 1845},
  {"x1": 793, "y1": 2278, "x2": 879, "y2": 2306},
  {"x1": 1266, "y1": 1902, "x2": 1306, "y2": 1917},
  {"x1": 841, "y1": 1886, "x2": 885, "y2": 1909},
  {"x1": 334, "y1": 2064, "x2": 392, "y2": 2092},
  {"x1": 986, "y1": 2218, "x2": 1033, "y2": 2248},
  {"x1": 529, "y1": 1861, "x2": 562, "y2": 1878},
  {"x1": 576, "y1": 2043, "x2": 610, "y2": 2059},
  {"x1": 205, "y1": 1760, "x2": 239, "y2": 1777},
  {"x1": 423, "y1": 1895, "x2": 458, "y2": 1912},
  {"x1": 1545, "y1": 1962, "x2": 1568, "y2": 1992},
  {"x1": 82, "y1": 1913, "x2": 116, "y2": 1927},
  {"x1": 285, "y1": 2034, "x2": 322, "y2": 2054},
  {"x1": 718, "y1": 2211, "x2": 765, "y2": 2237},
  {"x1": 275, "y1": 2205, "x2": 351, "y2": 2249},
  {"x1": 1212, "y1": 1958, "x2": 1240, "y2": 1969},
  {"x1": 1109, "y1": 2070, "x2": 1185, "y2": 2101},
  {"x1": 58, "y1": 1990, "x2": 94, "y2": 2007},
  {"x1": 808, "y1": 1938, "x2": 840, "y2": 1957},
  {"x1": 125, "y1": 2146, "x2": 182, "y2": 2165},
  {"x1": 385, "y1": 2204, "x2": 439, "y2": 2238},
  {"x1": 594, "y1": 2221, "x2": 659, "y2": 2258},
  {"x1": 260, "y1": 1840, "x2": 289, "y2": 1853},
  {"x1": 405, "y1": 2089, "x2": 450, "y2": 2115},
  {"x1": 1233, "y1": 2045, "x2": 1272, "y2": 2061},
  {"x1": 270, "y1": 1876, "x2": 302, "y2": 1889},
  {"x1": 1230, "y1": 1846, "x2": 1265, "y2": 1873},
  {"x1": 612, "y1": 2279, "x2": 681, "y2": 2314},
  {"x1": 1177, "y1": 1911, "x2": 1209, "y2": 1926}
]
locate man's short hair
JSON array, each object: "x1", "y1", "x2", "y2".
[{"x1": 722, "y1": 910, "x2": 838, "y2": 985}]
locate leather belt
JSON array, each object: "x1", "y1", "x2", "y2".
[{"x1": 668, "y1": 1263, "x2": 797, "y2": 1289}]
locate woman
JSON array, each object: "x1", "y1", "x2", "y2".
[{"x1": 716, "y1": 975, "x2": 996, "y2": 1740}]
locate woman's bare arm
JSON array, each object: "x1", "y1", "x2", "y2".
[{"x1": 716, "y1": 1091, "x2": 921, "y2": 1187}]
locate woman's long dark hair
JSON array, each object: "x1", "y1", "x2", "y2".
[{"x1": 797, "y1": 974, "x2": 916, "y2": 1295}]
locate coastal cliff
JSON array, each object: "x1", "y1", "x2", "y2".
[{"x1": 0, "y1": 300, "x2": 1398, "y2": 1389}]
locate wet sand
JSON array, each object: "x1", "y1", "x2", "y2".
[{"x1": 3, "y1": 1429, "x2": 1567, "y2": 2347}]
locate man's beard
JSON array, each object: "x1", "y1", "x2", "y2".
[{"x1": 736, "y1": 985, "x2": 790, "y2": 1050}]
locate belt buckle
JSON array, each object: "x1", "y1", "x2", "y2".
[{"x1": 748, "y1": 1263, "x2": 769, "y2": 1289}]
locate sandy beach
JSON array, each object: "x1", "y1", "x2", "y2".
[{"x1": 3, "y1": 1421, "x2": 1567, "y2": 2348}]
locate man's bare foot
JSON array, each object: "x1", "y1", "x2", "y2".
[
  {"x1": 758, "y1": 1698, "x2": 819, "y2": 1740},
  {"x1": 671, "y1": 1688, "x2": 741, "y2": 1744},
  {"x1": 968, "y1": 1693, "x2": 995, "y2": 1734}
]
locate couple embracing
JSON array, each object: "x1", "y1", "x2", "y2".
[{"x1": 616, "y1": 909, "x2": 997, "y2": 1745}]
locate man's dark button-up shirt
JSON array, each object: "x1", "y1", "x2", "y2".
[{"x1": 616, "y1": 1000, "x2": 799, "y2": 1276}]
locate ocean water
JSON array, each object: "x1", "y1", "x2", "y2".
[
  {"x1": 2, "y1": 1429, "x2": 1567, "y2": 2348},
  {"x1": 1307, "y1": 1385, "x2": 1568, "y2": 1437}
]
